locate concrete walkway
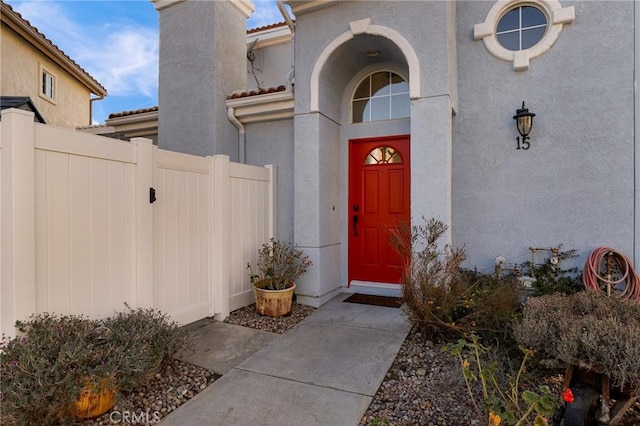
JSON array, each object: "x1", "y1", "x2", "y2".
[{"x1": 161, "y1": 293, "x2": 411, "y2": 426}]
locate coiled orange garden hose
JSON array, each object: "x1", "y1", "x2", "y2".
[{"x1": 583, "y1": 247, "x2": 640, "y2": 302}]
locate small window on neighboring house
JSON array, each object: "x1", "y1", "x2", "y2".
[
  {"x1": 42, "y1": 71, "x2": 54, "y2": 99},
  {"x1": 352, "y1": 71, "x2": 410, "y2": 123},
  {"x1": 39, "y1": 66, "x2": 56, "y2": 102}
]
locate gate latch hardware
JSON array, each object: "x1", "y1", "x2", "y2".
[{"x1": 149, "y1": 187, "x2": 157, "y2": 204}]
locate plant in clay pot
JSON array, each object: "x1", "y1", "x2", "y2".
[
  {"x1": 0, "y1": 308, "x2": 191, "y2": 425},
  {"x1": 248, "y1": 238, "x2": 312, "y2": 316}
]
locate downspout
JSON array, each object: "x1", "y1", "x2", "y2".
[
  {"x1": 90, "y1": 94, "x2": 104, "y2": 125},
  {"x1": 227, "y1": 107, "x2": 246, "y2": 163},
  {"x1": 277, "y1": 1, "x2": 296, "y2": 90},
  {"x1": 635, "y1": 0, "x2": 640, "y2": 268},
  {"x1": 277, "y1": 1, "x2": 294, "y2": 34}
]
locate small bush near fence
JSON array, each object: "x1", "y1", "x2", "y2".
[
  {"x1": 396, "y1": 218, "x2": 522, "y2": 342},
  {"x1": 0, "y1": 307, "x2": 191, "y2": 425}
]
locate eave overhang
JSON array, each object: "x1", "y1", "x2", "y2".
[{"x1": 225, "y1": 90, "x2": 294, "y2": 124}]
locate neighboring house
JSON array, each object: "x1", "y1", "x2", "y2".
[
  {"x1": 0, "y1": 1, "x2": 106, "y2": 129},
  {"x1": 150, "y1": 0, "x2": 636, "y2": 307}
]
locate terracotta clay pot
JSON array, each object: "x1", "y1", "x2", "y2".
[
  {"x1": 253, "y1": 282, "x2": 296, "y2": 317},
  {"x1": 73, "y1": 377, "x2": 118, "y2": 420}
]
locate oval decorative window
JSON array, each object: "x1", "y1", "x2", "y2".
[
  {"x1": 352, "y1": 72, "x2": 410, "y2": 124},
  {"x1": 474, "y1": 0, "x2": 575, "y2": 71},
  {"x1": 496, "y1": 6, "x2": 547, "y2": 51},
  {"x1": 364, "y1": 146, "x2": 402, "y2": 165}
]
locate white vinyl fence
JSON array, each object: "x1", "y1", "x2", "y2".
[{"x1": 0, "y1": 108, "x2": 276, "y2": 337}]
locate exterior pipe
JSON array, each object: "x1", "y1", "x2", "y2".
[
  {"x1": 277, "y1": 0, "x2": 294, "y2": 34},
  {"x1": 278, "y1": 0, "x2": 295, "y2": 91},
  {"x1": 635, "y1": 0, "x2": 640, "y2": 268},
  {"x1": 227, "y1": 106, "x2": 246, "y2": 163},
  {"x1": 89, "y1": 94, "x2": 104, "y2": 125}
]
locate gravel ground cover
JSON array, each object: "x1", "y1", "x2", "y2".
[
  {"x1": 81, "y1": 359, "x2": 215, "y2": 425},
  {"x1": 84, "y1": 301, "x2": 639, "y2": 425},
  {"x1": 223, "y1": 301, "x2": 317, "y2": 333}
]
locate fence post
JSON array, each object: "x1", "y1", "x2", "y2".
[
  {"x1": 265, "y1": 165, "x2": 278, "y2": 239},
  {"x1": 212, "y1": 155, "x2": 231, "y2": 320},
  {"x1": 1, "y1": 109, "x2": 37, "y2": 338},
  {"x1": 132, "y1": 138, "x2": 155, "y2": 308}
]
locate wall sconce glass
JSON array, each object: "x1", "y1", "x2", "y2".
[{"x1": 513, "y1": 101, "x2": 535, "y2": 150}]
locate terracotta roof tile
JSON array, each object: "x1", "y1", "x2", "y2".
[
  {"x1": 247, "y1": 21, "x2": 289, "y2": 34},
  {"x1": 108, "y1": 106, "x2": 159, "y2": 119},
  {"x1": 1, "y1": 1, "x2": 107, "y2": 95},
  {"x1": 227, "y1": 85, "x2": 287, "y2": 100}
]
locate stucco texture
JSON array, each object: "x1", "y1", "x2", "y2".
[
  {"x1": 158, "y1": 1, "x2": 247, "y2": 158},
  {"x1": 453, "y1": 1, "x2": 635, "y2": 271},
  {"x1": 245, "y1": 119, "x2": 295, "y2": 243}
]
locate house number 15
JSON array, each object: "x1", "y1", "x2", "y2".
[{"x1": 516, "y1": 136, "x2": 530, "y2": 150}]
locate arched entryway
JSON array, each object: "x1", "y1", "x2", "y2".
[
  {"x1": 309, "y1": 26, "x2": 415, "y2": 292},
  {"x1": 293, "y1": 16, "x2": 453, "y2": 305}
]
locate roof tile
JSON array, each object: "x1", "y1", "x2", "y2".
[
  {"x1": 227, "y1": 85, "x2": 287, "y2": 100},
  {"x1": 108, "y1": 106, "x2": 159, "y2": 119},
  {"x1": 247, "y1": 21, "x2": 289, "y2": 34}
]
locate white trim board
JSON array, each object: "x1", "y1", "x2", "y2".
[{"x1": 348, "y1": 281, "x2": 402, "y2": 298}]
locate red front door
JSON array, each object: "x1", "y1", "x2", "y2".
[{"x1": 348, "y1": 135, "x2": 410, "y2": 284}]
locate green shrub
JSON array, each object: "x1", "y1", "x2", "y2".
[
  {"x1": 444, "y1": 335, "x2": 558, "y2": 426},
  {"x1": 104, "y1": 305, "x2": 192, "y2": 390},
  {"x1": 518, "y1": 246, "x2": 583, "y2": 296},
  {"x1": 0, "y1": 307, "x2": 191, "y2": 425},
  {"x1": 396, "y1": 218, "x2": 521, "y2": 342}
]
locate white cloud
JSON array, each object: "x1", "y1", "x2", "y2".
[
  {"x1": 75, "y1": 27, "x2": 158, "y2": 97},
  {"x1": 8, "y1": 1, "x2": 158, "y2": 98}
]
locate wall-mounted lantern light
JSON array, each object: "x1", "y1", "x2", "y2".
[{"x1": 513, "y1": 101, "x2": 535, "y2": 150}]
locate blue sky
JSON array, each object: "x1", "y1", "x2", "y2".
[{"x1": 6, "y1": 0, "x2": 285, "y2": 124}]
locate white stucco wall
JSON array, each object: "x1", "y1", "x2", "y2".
[
  {"x1": 453, "y1": 1, "x2": 634, "y2": 272},
  {"x1": 158, "y1": 0, "x2": 637, "y2": 303},
  {"x1": 245, "y1": 119, "x2": 295, "y2": 243}
]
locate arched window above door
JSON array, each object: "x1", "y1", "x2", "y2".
[
  {"x1": 364, "y1": 146, "x2": 402, "y2": 165},
  {"x1": 352, "y1": 71, "x2": 410, "y2": 124}
]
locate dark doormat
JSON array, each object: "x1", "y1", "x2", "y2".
[{"x1": 343, "y1": 293, "x2": 402, "y2": 308}]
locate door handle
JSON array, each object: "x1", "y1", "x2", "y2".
[{"x1": 353, "y1": 214, "x2": 359, "y2": 237}]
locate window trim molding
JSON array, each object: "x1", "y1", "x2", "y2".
[
  {"x1": 38, "y1": 63, "x2": 57, "y2": 105},
  {"x1": 474, "y1": 0, "x2": 575, "y2": 71},
  {"x1": 351, "y1": 70, "x2": 410, "y2": 124},
  {"x1": 310, "y1": 18, "x2": 421, "y2": 113}
]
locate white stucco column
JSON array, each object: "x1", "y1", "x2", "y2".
[
  {"x1": 410, "y1": 95, "x2": 453, "y2": 244},
  {"x1": 293, "y1": 112, "x2": 343, "y2": 307},
  {"x1": 154, "y1": 0, "x2": 252, "y2": 158}
]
